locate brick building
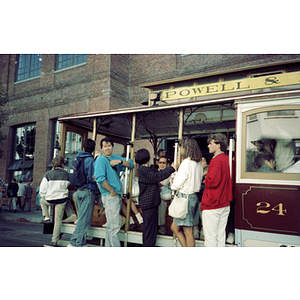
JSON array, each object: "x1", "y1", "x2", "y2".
[{"x1": 1, "y1": 54, "x2": 300, "y2": 205}]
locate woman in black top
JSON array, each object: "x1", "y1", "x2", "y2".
[{"x1": 135, "y1": 149, "x2": 177, "y2": 246}]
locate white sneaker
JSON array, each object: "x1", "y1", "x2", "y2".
[
  {"x1": 226, "y1": 233, "x2": 235, "y2": 244},
  {"x1": 67, "y1": 244, "x2": 76, "y2": 247},
  {"x1": 102, "y1": 222, "x2": 107, "y2": 227}
]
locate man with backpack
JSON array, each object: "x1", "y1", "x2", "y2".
[{"x1": 68, "y1": 138, "x2": 98, "y2": 247}]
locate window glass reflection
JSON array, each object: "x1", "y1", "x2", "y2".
[{"x1": 246, "y1": 109, "x2": 300, "y2": 173}]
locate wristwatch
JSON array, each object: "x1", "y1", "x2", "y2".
[{"x1": 120, "y1": 160, "x2": 123, "y2": 165}]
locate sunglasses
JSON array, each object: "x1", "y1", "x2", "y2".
[{"x1": 158, "y1": 161, "x2": 167, "y2": 164}]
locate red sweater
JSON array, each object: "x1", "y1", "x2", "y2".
[{"x1": 201, "y1": 153, "x2": 232, "y2": 211}]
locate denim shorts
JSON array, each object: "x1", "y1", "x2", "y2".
[{"x1": 173, "y1": 192, "x2": 198, "y2": 227}]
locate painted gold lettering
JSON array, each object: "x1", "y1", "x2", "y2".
[
  {"x1": 192, "y1": 87, "x2": 205, "y2": 95},
  {"x1": 236, "y1": 81, "x2": 250, "y2": 90},
  {"x1": 256, "y1": 202, "x2": 271, "y2": 214},
  {"x1": 221, "y1": 83, "x2": 234, "y2": 92},
  {"x1": 206, "y1": 85, "x2": 218, "y2": 93},
  {"x1": 265, "y1": 76, "x2": 280, "y2": 85},
  {"x1": 179, "y1": 89, "x2": 190, "y2": 97},
  {"x1": 165, "y1": 91, "x2": 176, "y2": 99}
]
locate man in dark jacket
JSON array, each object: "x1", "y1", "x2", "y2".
[
  {"x1": 135, "y1": 148, "x2": 177, "y2": 247},
  {"x1": 6, "y1": 178, "x2": 19, "y2": 212},
  {"x1": 68, "y1": 138, "x2": 98, "y2": 247}
]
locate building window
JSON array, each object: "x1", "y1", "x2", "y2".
[
  {"x1": 8, "y1": 124, "x2": 36, "y2": 182},
  {"x1": 15, "y1": 54, "x2": 42, "y2": 82},
  {"x1": 14, "y1": 124, "x2": 36, "y2": 160},
  {"x1": 55, "y1": 54, "x2": 87, "y2": 70}
]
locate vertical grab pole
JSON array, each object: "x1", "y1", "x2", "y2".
[
  {"x1": 124, "y1": 113, "x2": 136, "y2": 247},
  {"x1": 178, "y1": 108, "x2": 184, "y2": 164},
  {"x1": 172, "y1": 108, "x2": 184, "y2": 245},
  {"x1": 229, "y1": 138, "x2": 233, "y2": 178}
]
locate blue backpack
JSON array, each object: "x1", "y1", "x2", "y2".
[{"x1": 69, "y1": 157, "x2": 87, "y2": 188}]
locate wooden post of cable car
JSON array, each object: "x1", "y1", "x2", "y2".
[
  {"x1": 92, "y1": 117, "x2": 97, "y2": 142},
  {"x1": 58, "y1": 121, "x2": 67, "y2": 158},
  {"x1": 124, "y1": 113, "x2": 136, "y2": 246}
]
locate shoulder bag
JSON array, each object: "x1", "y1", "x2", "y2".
[
  {"x1": 168, "y1": 159, "x2": 191, "y2": 219},
  {"x1": 168, "y1": 192, "x2": 188, "y2": 219}
]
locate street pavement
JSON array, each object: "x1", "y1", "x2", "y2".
[{"x1": 0, "y1": 205, "x2": 43, "y2": 223}]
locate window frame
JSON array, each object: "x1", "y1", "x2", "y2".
[
  {"x1": 15, "y1": 54, "x2": 42, "y2": 82},
  {"x1": 241, "y1": 104, "x2": 300, "y2": 181},
  {"x1": 55, "y1": 54, "x2": 87, "y2": 71}
]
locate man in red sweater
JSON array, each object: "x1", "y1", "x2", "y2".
[{"x1": 201, "y1": 133, "x2": 232, "y2": 247}]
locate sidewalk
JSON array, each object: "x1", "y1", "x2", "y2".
[
  {"x1": 0, "y1": 205, "x2": 43, "y2": 223},
  {"x1": 0, "y1": 204, "x2": 77, "y2": 224}
]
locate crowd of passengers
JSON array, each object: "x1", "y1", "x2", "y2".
[
  {"x1": 4, "y1": 133, "x2": 298, "y2": 247},
  {"x1": 35, "y1": 134, "x2": 235, "y2": 247}
]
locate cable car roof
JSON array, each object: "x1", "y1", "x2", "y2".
[{"x1": 58, "y1": 97, "x2": 236, "y2": 141}]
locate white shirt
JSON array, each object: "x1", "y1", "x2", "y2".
[
  {"x1": 17, "y1": 183, "x2": 25, "y2": 197},
  {"x1": 171, "y1": 158, "x2": 203, "y2": 194},
  {"x1": 283, "y1": 160, "x2": 300, "y2": 173}
]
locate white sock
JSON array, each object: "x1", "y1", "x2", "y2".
[
  {"x1": 130, "y1": 217, "x2": 135, "y2": 225},
  {"x1": 135, "y1": 213, "x2": 143, "y2": 224}
]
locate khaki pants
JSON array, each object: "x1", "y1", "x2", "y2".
[{"x1": 41, "y1": 197, "x2": 66, "y2": 243}]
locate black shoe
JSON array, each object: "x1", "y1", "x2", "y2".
[
  {"x1": 137, "y1": 223, "x2": 144, "y2": 232},
  {"x1": 129, "y1": 224, "x2": 138, "y2": 231},
  {"x1": 13, "y1": 210, "x2": 17, "y2": 213},
  {"x1": 157, "y1": 225, "x2": 166, "y2": 235}
]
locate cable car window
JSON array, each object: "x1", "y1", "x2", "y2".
[{"x1": 245, "y1": 108, "x2": 300, "y2": 174}]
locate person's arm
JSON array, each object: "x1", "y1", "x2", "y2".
[
  {"x1": 86, "y1": 157, "x2": 96, "y2": 183},
  {"x1": 142, "y1": 166, "x2": 175, "y2": 184},
  {"x1": 101, "y1": 180, "x2": 117, "y2": 197},
  {"x1": 204, "y1": 159, "x2": 222, "y2": 188},
  {"x1": 171, "y1": 159, "x2": 188, "y2": 191},
  {"x1": 39, "y1": 177, "x2": 48, "y2": 198},
  {"x1": 94, "y1": 156, "x2": 107, "y2": 185},
  {"x1": 110, "y1": 157, "x2": 134, "y2": 169}
]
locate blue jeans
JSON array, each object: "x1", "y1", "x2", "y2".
[
  {"x1": 102, "y1": 193, "x2": 121, "y2": 247},
  {"x1": 70, "y1": 189, "x2": 95, "y2": 247}
]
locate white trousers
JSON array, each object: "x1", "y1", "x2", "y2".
[{"x1": 202, "y1": 206, "x2": 230, "y2": 247}]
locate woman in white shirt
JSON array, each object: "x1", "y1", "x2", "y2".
[{"x1": 170, "y1": 138, "x2": 203, "y2": 247}]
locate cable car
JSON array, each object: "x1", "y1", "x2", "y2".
[{"x1": 57, "y1": 73, "x2": 300, "y2": 247}]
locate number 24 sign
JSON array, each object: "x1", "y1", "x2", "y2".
[{"x1": 256, "y1": 202, "x2": 287, "y2": 216}]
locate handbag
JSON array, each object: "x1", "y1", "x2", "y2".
[{"x1": 168, "y1": 192, "x2": 188, "y2": 219}]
